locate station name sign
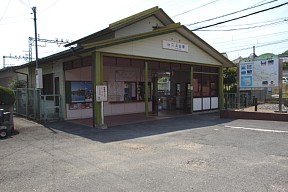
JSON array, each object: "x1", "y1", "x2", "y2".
[{"x1": 162, "y1": 40, "x2": 188, "y2": 52}]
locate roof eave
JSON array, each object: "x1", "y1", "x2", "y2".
[{"x1": 82, "y1": 23, "x2": 182, "y2": 49}]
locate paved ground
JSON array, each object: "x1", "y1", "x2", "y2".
[{"x1": 0, "y1": 114, "x2": 287, "y2": 192}]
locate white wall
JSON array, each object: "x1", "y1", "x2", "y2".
[
  {"x1": 99, "y1": 32, "x2": 222, "y2": 66},
  {"x1": 115, "y1": 16, "x2": 164, "y2": 38}
]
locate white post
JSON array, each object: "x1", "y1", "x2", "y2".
[{"x1": 101, "y1": 101, "x2": 104, "y2": 125}]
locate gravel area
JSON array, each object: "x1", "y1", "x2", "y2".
[{"x1": 243, "y1": 103, "x2": 288, "y2": 112}]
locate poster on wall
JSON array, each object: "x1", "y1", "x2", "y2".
[
  {"x1": 239, "y1": 55, "x2": 279, "y2": 88},
  {"x1": 69, "y1": 103, "x2": 93, "y2": 110},
  {"x1": 71, "y1": 81, "x2": 93, "y2": 102}
]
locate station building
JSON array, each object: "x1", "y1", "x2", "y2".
[{"x1": 3, "y1": 7, "x2": 234, "y2": 126}]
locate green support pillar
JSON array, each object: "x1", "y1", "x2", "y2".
[
  {"x1": 219, "y1": 66, "x2": 224, "y2": 109},
  {"x1": 92, "y1": 51, "x2": 103, "y2": 127},
  {"x1": 152, "y1": 72, "x2": 158, "y2": 114},
  {"x1": 190, "y1": 66, "x2": 194, "y2": 113},
  {"x1": 145, "y1": 61, "x2": 149, "y2": 117}
]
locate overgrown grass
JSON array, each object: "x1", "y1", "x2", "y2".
[{"x1": 272, "y1": 83, "x2": 288, "y2": 97}]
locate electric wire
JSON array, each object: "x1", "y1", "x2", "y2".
[
  {"x1": 196, "y1": 19, "x2": 288, "y2": 31},
  {"x1": 172, "y1": 0, "x2": 221, "y2": 18},
  {"x1": 191, "y1": 1, "x2": 288, "y2": 31},
  {"x1": 209, "y1": 17, "x2": 288, "y2": 27},
  {"x1": 16, "y1": 0, "x2": 30, "y2": 9},
  {"x1": 0, "y1": 0, "x2": 12, "y2": 23},
  {"x1": 213, "y1": 31, "x2": 288, "y2": 46},
  {"x1": 39, "y1": 0, "x2": 62, "y2": 16},
  {"x1": 225, "y1": 39, "x2": 288, "y2": 53},
  {"x1": 186, "y1": 0, "x2": 278, "y2": 26}
]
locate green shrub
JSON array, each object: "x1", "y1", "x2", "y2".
[
  {"x1": 0, "y1": 86, "x2": 16, "y2": 105},
  {"x1": 9, "y1": 79, "x2": 26, "y2": 89}
]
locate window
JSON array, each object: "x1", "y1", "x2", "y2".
[
  {"x1": 210, "y1": 75, "x2": 218, "y2": 96},
  {"x1": 193, "y1": 73, "x2": 201, "y2": 97},
  {"x1": 138, "y1": 82, "x2": 151, "y2": 101},
  {"x1": 202, "y1": 74, "x2": 210, "y2": 97},
  {"x1": 42, "y1": 73, "x2": 54, "y2": 100},
  {"x1": 42, "y1": 73, "x2": 53, "y2": 95},
  {"x1": 124, "y1": 82, "x2": 136, "y2": 101}
]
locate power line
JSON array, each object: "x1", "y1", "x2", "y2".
[
  {"x1": 16, "y1": 0, "x2": 31, "y2": 9},
  {"x1": 196, "y1": 19, "x2": 288, "y2": 31},
  {"x1": 191, "y1": 2, "x2": 288, "y2": 31},
  {"x1": 172, "y1": 0, "x2": 221, "y2": 18},
  {"x1": 39, "y1": 0, "x2": 62, "y2": 16},
  {"x1": 213, "y1": 31, "x2": 288, "y2": 46},
  {"x1": 225, "y1": 39, "x2": 288, "y2": 53},
  {"x1": 209, "y1": 17, "x2": 288, "y2": 27},
  {"x1": 0, "y1": 0, "x2": 12, "y2": 23},
  {"x1": 186, "y1": 0, "x2": 278, "y2": 26}
]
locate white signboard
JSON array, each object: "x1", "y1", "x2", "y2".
[
  {"x1": 162, "y1": 40, "x2": 188, "y2": 52},
  {"x1": 96, "y1": 85, "x2": 107, "y2": 102},
  {"x1": 239, "y1": 55, "x2": 279, "y2": 88},
  {"x1": 36, "y1": 68, "x2": 43, "y2": 89}
]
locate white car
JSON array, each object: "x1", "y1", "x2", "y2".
[{"x1": 283, "y1": 77, "x2": 288, "y2": 83}]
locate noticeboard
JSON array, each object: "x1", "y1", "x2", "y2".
[
  {"x1": 96, "y1": 85, "x2": 107, "y2": 102},
  {"x1": 239, "y1": 55, "x2": 279, "y2": 88}
]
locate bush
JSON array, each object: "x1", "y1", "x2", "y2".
[
  {"x1": 0, "y1": 86, "x2": 15, "y2": 105},
  {"x1": 9, "y1": 79, "x2": 26, "y2": 89}
]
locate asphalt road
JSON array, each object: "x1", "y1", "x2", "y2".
[{"x1": 0, "y1": 114, "x2": 287, "y2": 192}]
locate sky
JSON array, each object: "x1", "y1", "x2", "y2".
[{"x1": 0, "y1": 0, "x2": 287, "y2": 69}]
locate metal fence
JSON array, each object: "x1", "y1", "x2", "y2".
[
  {"x1": 40, "y1": 95, "x2": 61, "y2": 122},
  {"x1": 224, "y1": 92, "x2": 253, "y2": 109},
  {"x1": 14, "y1": 88, "x2": 61, "y2": 122}
]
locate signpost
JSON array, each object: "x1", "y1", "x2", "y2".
[{"x1": 95, "y1": 85, "x2": 107, "y2": 128}]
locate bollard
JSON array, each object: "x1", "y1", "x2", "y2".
[
  {"x1": 254, "y1": 98, "x2": 258, "y2": 111},
  {"x1": 244, "y1": 95, "x2": 247, "y2": 107},
  {"x1": 225, "y1": 94, "x2": 228, "y2": 109}
]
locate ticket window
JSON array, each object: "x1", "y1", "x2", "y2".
[{"x1": 124, "y1": 82, "x2": 136, "y2": 101}]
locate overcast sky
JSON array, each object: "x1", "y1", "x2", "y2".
[{"x1": 0, "y1": 0, "x2": 287, "y2": 69}]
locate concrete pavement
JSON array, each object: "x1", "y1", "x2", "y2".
[{"x1": 0, "y1": 114, "x2": 287, "y2": 191}]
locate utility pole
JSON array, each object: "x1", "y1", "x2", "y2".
[
  {"x1": 2, "y1": 55, "x2": 29, "y2": 68},
  {"x1": 28, "y1": 36, "x2": 69, "y2": 62},
  {"x1": 32, "y1": 7, "x2": 39, "y2": 70},
  {"x1": 32, "y1": 7, "x2": 42, "y2": 89}
]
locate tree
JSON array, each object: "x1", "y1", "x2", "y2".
[
  {"x1": 279, "y1": 50, "x2": 288, "y2": 56},
  {"x1": 223, "y1": 67, "x2": 237, "y2": 92},
  {"x1": 279, "y1": 50, "x2": 288, "y2": 69}
]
